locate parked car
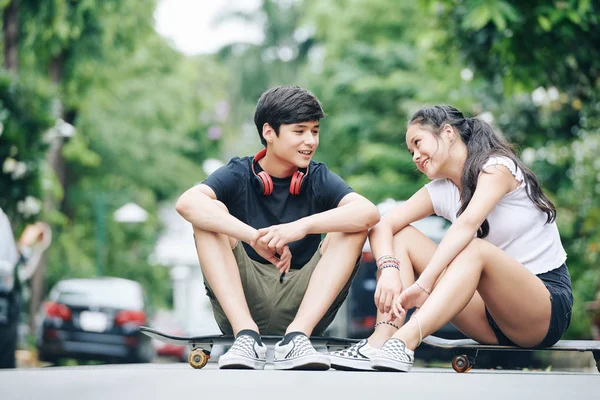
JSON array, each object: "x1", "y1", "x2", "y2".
[{"x1": 36, "y1": 277, "x2": 155, "y2": 364}]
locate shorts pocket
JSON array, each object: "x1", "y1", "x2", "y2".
[{"x1": 204, "y1": 282, "x2": 216, "y2": 300}]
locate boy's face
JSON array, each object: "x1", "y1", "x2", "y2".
[{"x1": 264, "y1": 121, "x2": 320, "y2": 169}]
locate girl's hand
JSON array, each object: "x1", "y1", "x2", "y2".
[
  {"x1": 391, "y1": 281, "x2": 430, "y2": 320},
  {"x1": 374, "y1": 268, "x2": 403, "y2": 315}
]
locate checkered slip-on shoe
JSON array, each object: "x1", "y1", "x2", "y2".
[
  {"x1": 370, "y1": 338, "x2": 414, "y2": 372},
  {"x1": 218, "y1": 329, "x2": 267, "y2": 370},
  {"x1": 274, "y1": 332, "x2": 331, "y2": 370},
  {"x1": 330, "y1": 339, "x2": 379, "y2": 371}
]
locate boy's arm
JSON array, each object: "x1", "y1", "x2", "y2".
[
  {"x1": 255, "y1": 193, "x2": 380, "y2": 253},
  {"x1": 177, "y1": 184, "x2": 292, "y2": 271},
  {"x1": 303, "y1": 192, "x2": 380, "y2": 234},
  {"x1": 175, "y1": 184, "x2": 257, "y2": 244}
]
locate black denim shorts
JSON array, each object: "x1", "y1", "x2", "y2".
[{"x1": 485, "y1": 263, "x2": 574, "y2": 348}]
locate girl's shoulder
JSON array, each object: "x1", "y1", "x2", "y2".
[
  {"x1": 481, "y1": 156, "x2": 524, "y2": 184},
  {"x1": 425, "y1": 178, "x2": 461, "y2": 220}
]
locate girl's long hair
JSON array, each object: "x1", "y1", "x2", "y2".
[{"x1": 409, "y1": 105, "x2": 556, "y2": 238}]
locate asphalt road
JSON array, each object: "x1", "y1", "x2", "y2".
[{"x1": 1, "y1": 362, "x2": 598, "y2": 400}]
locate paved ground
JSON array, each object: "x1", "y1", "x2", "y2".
[{"x1": 1, "y1": 362, "x2": 598, "y2": 400}]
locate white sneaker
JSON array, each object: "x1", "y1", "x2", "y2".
[
  {"x1": 370, "y1": 338, "x2": 414, "y2": 372},
  {"x1": 330, "y1": 339, "x2": 379, "y2": 371},
  {"x1": 273, "y1": 332, "x2": 330, "y2": 370},
  {"x1": 218, "y1": 330, "x2": 267, "y2": 370}
]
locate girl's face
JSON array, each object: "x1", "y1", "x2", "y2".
[{"x1": 405, "y1": 123, "x2": 452, "y2": 179}]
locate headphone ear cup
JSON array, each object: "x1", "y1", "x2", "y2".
[
  {"x1": 290, "y1": 171, "x2": 305, "y2": 195},
  {"x1": 257, "y1": 171, "x2": 273, "y2": 195}
]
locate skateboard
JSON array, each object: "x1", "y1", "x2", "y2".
[
  {"x1": 422, "y1": 335, "x2": 600, "y2": 373},
  {"x1": 140, "y1": 326, "x2": 359, "y2": 369}
]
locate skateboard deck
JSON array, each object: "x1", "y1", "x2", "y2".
[
  {"x1": 141, "y1": 326, "x2": 358, "y2": 369},
  {"x1": 423, "y1": 335, "x2": 600, "y2": 372}
]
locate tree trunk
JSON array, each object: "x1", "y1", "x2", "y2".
[
  {"x1": 47, "y1": 54, "x2": 67, "y2": 193},
  {"x1": 28, "y1": 252, "x2": 47, "y2": 330},
  {"x1": 3, "y1": 0, "x2": 20, "y2": 72},
  {"x1": 29, "y1": 54, "x2": 67, "y2": 331}
]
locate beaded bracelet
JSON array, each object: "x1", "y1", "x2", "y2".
[
  {"x1": 377, "y1": 255, "x2": 398, "y2": 266},
  {"x1": 374, "y1": 321, "x2": 399, "y2": 330},
  {"x1": 378, "y1": 260, "x2": 400, "y2": 271},
  {"x1": 376, "y1": 255, "x2": 401, "y2": 271},
  {"x1": 379, "y1": 263, "x2": 400, "y2": 271}
]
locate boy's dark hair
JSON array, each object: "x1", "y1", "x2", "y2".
[{"x1": 254, "y1": 86, "x2": 326, "y2": 146}]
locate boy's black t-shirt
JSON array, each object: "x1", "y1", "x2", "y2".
[{"x1": 202, "y1": 156, "x2": 354, "y2": 269}]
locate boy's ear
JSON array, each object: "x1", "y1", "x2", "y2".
[{"x1": 262, "y1": 123, "x2": 275, "y2": 143}]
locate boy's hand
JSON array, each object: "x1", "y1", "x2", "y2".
[
  {"x1": 250, "y1": 231, "x2": 292, "y2": 274},
  {"x1": 253, "y1": 220, "x2": 309, "y2": 254}
]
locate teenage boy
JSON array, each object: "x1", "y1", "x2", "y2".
[{"x1": 176, "y1": 86, "x2": 379, "y2": 370}]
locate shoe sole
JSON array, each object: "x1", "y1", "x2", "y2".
[
  {"x1": 218, "y1": 355, "x2": 266, "y2": 370},
  {"x1": 330, "y1": 355, "x2": 375, "y2": 371},
  {"x1": 274, "y1": 354, "x2": 331, "y2": 370},
  {"x1": 370, "y1": 356, "x2": 412, "y2": 372}
]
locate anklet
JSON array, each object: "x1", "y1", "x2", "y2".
[
  {"x1": 412, "y1": 314, "x2": 423, "y2": 346},
  {"x1": 374, "y1": 321, "x2": 399, "y2": 330}
]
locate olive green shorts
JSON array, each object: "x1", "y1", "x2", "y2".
[{"x1": 203, "y1": 240, "x2": 360, "y2": 336}]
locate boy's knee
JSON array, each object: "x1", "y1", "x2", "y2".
[
  {"x1": 321, "y1": 230, "x2": 368, "y2": 254},
  {"x1": 193, "y1": 223, "x2": 237, "y2": 249}
]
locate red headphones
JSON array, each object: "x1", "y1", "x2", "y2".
[{"x1": 252, "y1": 148, "x2": 308, "y2": 195}]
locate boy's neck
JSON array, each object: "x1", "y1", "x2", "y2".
[{"x1": 258, "y1": 151, "x2": 298, "y2": 178}]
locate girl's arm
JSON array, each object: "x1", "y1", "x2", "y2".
[
  {"x1": 369, "y1": 187, "x2": 435, "y2": 313},
  {"x1": 369, "y1": 187, "x2": 435, "y2": 261},
  {"x1": 416, "y1": 165, "x2": 519, "y2": 291}
]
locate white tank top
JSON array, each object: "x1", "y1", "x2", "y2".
[{"x1": 425, "y1": 156, "x2": 567, "y2": 274}]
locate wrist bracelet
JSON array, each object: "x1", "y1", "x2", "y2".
[
  {"x1": 415, "y1": 281, "x2": 431, "y2": 295},
  {"x1": 380, "y1": 264, "x2": 400, "y2": 271},
  {"x1": 374, "y1": 321, "x2": 399, "y2": 330},
  {"x1": 376, "y1": 255, "x2": 400, "y2": 271},
  {"x1": 377, "y1": 255, "x2": 398, "y2": 265}
]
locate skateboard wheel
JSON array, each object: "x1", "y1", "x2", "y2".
[
  {"x1": 452, "y1": 354, "x2": 472, "y2": 373},
  {"x1": 188, "y1": 349, "x2": 209, "y2": 369}
]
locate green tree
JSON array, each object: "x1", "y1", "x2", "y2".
[
  {"x1": 1, "y1": 0, "x2": 231, "y2": 311},
  {"x1": 305, "y1": 0, "x2": 481, "y2": 202},
  {"x1": 214, "y1": 0, "x2": 317, "y2": 157},
  {"x1": 428, "y1": 0, "x2": 600, "y2": 337}
]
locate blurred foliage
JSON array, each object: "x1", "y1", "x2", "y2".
[
  {"x1": 213, "y1": 0, "x2": 317, "y2": 158},
  {"x1": 1, "y1": 0, "x2": 227, "y2": 308},
  {"x1": 1, "y1": 0, "x2": 599, "y2": 336},
  {"x1": 0, "y1": 71, "x2": 55, "y2": 226},
  {"x1": 427, "y1": 0, "x2": 600, "y2": 338}
]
